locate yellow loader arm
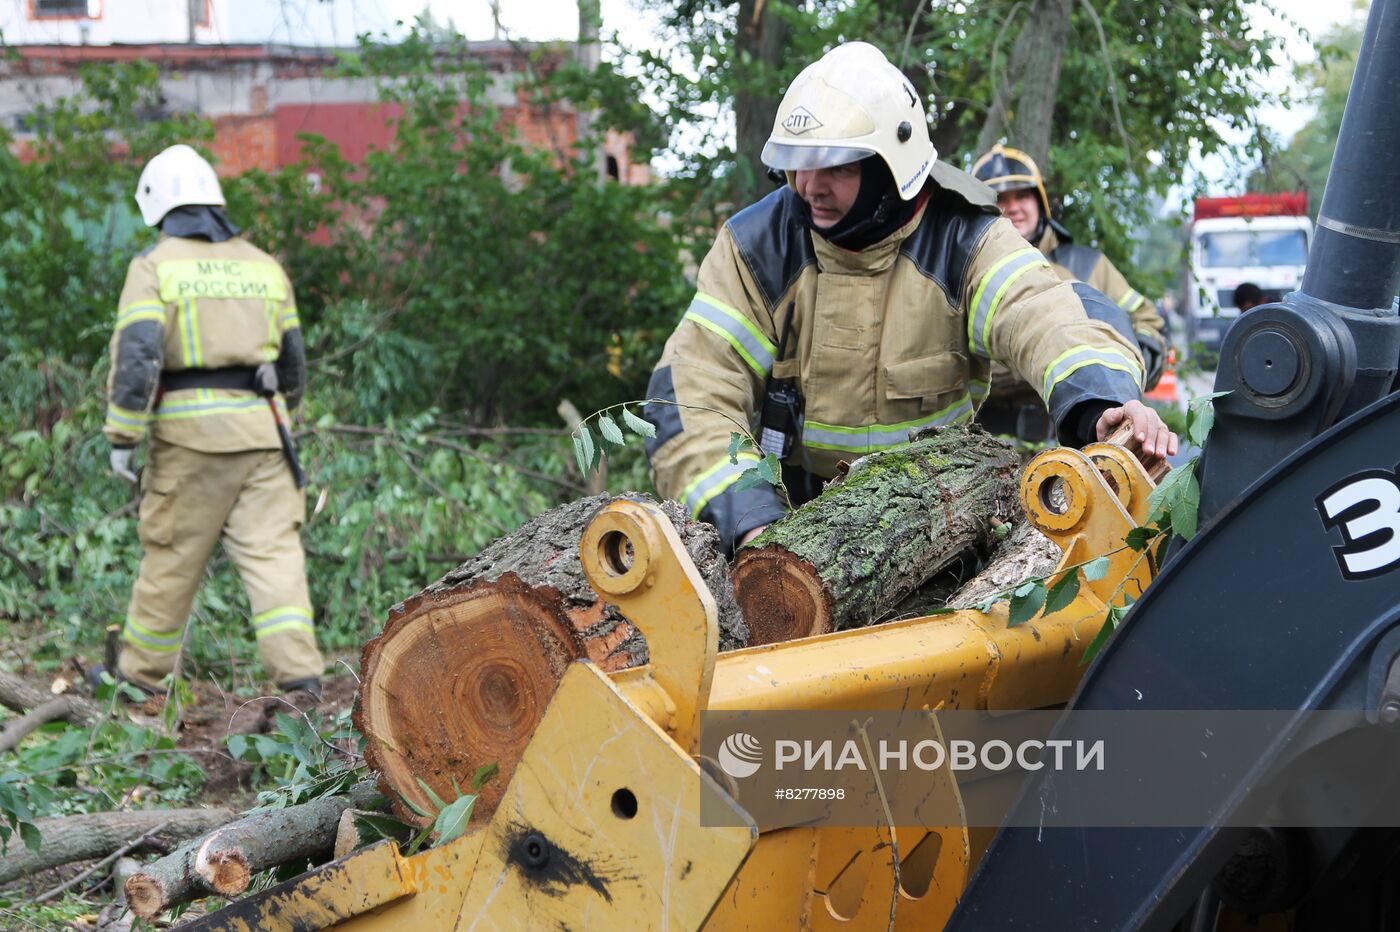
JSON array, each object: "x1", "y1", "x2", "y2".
[{"x1": 190, "y1": 441, "x2": 1157, "y2": 931}]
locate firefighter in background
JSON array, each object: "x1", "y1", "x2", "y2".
[
  {"x1": 644, "y1": 43, "x2": 1176, "y2": 554},
  {"x1": 99, "y1": 145, "x2": 323, "y2": 730},
  {"x1": 972, "y1": 144, "x2": 1167, "y2": 442}
]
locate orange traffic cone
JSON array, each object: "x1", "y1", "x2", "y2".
[{"x1": 1145, "y1": 348, "x2": 1179, "y2": 404}]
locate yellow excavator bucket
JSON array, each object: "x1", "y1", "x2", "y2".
[{"x1": 193, "y1": 440, "x2": 1158, "y2": 931}]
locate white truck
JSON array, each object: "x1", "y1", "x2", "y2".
[{"x1": 1183, "y1": 192, "x2": 1311, "y2": 355}]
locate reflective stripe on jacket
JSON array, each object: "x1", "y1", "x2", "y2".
[
  {"x1": 644, "y1": 163, "x2": 1144, "y2": 550},
  {"x1": 103, "y1": 236, "x2": 304, "y2": 453},
  {"x1": 1039, "y1": 224, "x2": 1165, "y2": 345}
]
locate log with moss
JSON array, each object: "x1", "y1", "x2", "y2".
[
  {"x1": 730, "y1": 425, "x2": 1021, "y2": 644},
  {"x1": 356, "y1": 493, "x2": 744, "y2": 827}
]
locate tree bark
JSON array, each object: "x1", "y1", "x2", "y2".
[
  {"x1": 124, "y1": 781, "x2": 381, "y2": 920},
  {"x1": 733, "y1": 0, "x2": 790, "y2": 206},
  {"x1": 0, "y1": 671, "x2": 101, "y2": 727},
  {"x1": 0, "y1": 696, "x2": 86, "y2": 753},
  {"x1": 975, "y1": 0, "x2": 1073, "y2": 167},
  {"x1": 731, "y1": 425, "x2": 1021, "y2": 644},
  {"x1": 0, "y1": 808, "x2": 235, "y2": 886},
  {"x1": 356, "y1": 493, "x2": 744, "y2": 827},
  {"x1": 949, "y1": 519, "x2": 1062, "y2": 610}
]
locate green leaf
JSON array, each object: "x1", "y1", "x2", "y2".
[
  {"x1": 597, "y1": 413, "x2": 624, "y2": 447},
  {"x1": 1014, "y1": 581, "x2": 1038, "y2": 598},
  {"x1": 727, "y1": 432, "x2": 753, "y2": 463},
  {"x1": 1186, "y1": 392, "x2": 1229, "y2": 450},
  {"x1": 572, "y1": 434, "x2": 589, "y2": 476},
  {"x1": 432, "y1": 792, "x2": 478, "y2": 847},
  {"x1": 1008, "y1": 582, "x2": 1047, "y2": 626},
  {"x1": 1083, "y1": 556, "x2": 1110, "y2": 581},
  {"x1": 471, "y1": 762, "x2": 500, "y2": 792},
  {"x1": 1080, "y1": 600, "x2": 1134, "y2": 666},
  {"x1": 354, "y1": 812, "x2": 413, "y2": 845},
  {"x1": 732, "y1": 467, "x2": 766, "y2": 492},
  {"x1": 1147, "y1": 456, "x2": 1197, "y2": 515},
  {"x1": 416, "y1": 777, "x2": 449, "y2": 813},
  {"x1": 578, "y1": 426, "x2": 597, "y2": 473},
  {"x1": 1170, "y1": 472, "x2": 1201, "y2": 541},
  {"x1": 407, "y1": 822, "x2": 435, "y2": 856},
  {"x1": 757, "y1": 453, "x2": 780, "y2": 485},
  {"x1": 622, "y1": 407, "x2": 655, "y2": 438},
  {"x1": 1080, "y1": 613, "x2": 1116, "y2": 666},
  {"x1": 18, "y1": 821, "x2": 40, "y2": 855},
  {"x1": 398, "y1": 791, "x2": 433, "y2": 820},
  {"x1": 994, "y1": 522, "x2": 1011, "y2": 540},
  {"x1": 227, "y1": 734, "x2": 248, "y2": 760},
  {"x1": 1125, "y1": 526, "x2": 1158, "y2": 551},
  {"x1": 1187, "y1": 398, "x2": 1215, "y2": 448},
  {"x1": 1042, "y1": 570, "x2": 1081, "y2": 616}
]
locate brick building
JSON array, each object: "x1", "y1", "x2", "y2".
[{"x1": 1, "y1": 0, "x2": 649, "y2": 183}]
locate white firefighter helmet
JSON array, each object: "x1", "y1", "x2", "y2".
[
  {"x1": 134, "y1": 144, "x2": 225, "y2": 227},
  {"x1": 761, "y1": 42, "x2": 936, "y2": 201}
]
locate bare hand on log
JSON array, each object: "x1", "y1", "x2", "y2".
[{"x1": 1095, "y1": 400, "x2": 1177, "y2": 460}]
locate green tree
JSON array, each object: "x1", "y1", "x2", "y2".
[
  {"x1": 632, "y1": 0, "x2": 1285, "y2": 280},
  {"x1": 0, "y1": 60, "x2": 210, "y2": 362}
]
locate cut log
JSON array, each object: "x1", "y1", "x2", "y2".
[
  {"x1": 731, "y1": 425, "x2": 1021, "y2": 644},
  {"x1": 356, "y1": 492, "x2": 742, "y2": 826},
  {"x1": 124, "y1": 780, "x2": 381, "y2": 919},
  {"x1": 333, "y1": 809, "x2": 365, "y2": 860},
  {"x1": 0, "y1": 808, "x2": 235, "y2": 886},
  {"x1": 436, "y1": 493, "x2": 747, "y2": 664},
  {"x1": 949, "y1": 520, "x2": 1062, "y2": 610}
]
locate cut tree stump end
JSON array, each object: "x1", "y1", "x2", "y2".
[
  {"x1": 355, "y1": 574, "x2": 584, "y2": 826},
  {"x1": 730, "y1": 549, "x2": 833, "y2": 646}
]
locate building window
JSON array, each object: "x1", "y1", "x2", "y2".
[{"x1": 32, "y1": 0, "x2": 100, "y2": 18}]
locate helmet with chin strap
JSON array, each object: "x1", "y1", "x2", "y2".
[{"x1": 761, "y1": 42, "x2": 936, "y2": 201}]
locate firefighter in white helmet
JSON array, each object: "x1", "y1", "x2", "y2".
[
  {"x1": 972, "y1": 144, "x2": 1168, "y2": 440},
  {"x1": 97, "y1": 144, "x2": 323, "y2": 731},
  {"x1": 643, "y1": 42, "x2": 1176, "y2": 552}
]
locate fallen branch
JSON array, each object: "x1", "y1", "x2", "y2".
[
  {"x1": 0, "y1": 541, "x2": 42, "y2": 588},
  {"x1": 31, "y1": 820, "x2": 171, "y2": 903},
  {"x1": 949, "y1": 520, "x2": 1061, "y2": 610},
  {"x1": 0, "y1": 697, "x2": 84, "y2": 753},
  {"x1": 0, "y1": 671, "x2": 101, "y2": 727},
  {"x1": 0, "y1": 808, "x2": 234, "y2": 886},
  {"x1": 125, "y1": 780, "x2": 382, "y2": 919}
]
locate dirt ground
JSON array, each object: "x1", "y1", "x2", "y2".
[{"x1": 156, "y1": 671, "x2": 362, "y2": 805}]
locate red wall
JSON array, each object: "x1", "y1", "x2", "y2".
[{"x1": 273, "y1": 102, "x2": 403, "y2": 167}]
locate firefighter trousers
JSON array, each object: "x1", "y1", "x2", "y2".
[{"x1": 118, "y1": 438, "x2": 323, "y2": 690}]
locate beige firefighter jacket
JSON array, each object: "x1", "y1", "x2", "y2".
[
  {"x1": 1037, "y1": 225, "x2": 1164, "y2": 340},
  {"x1": 104, "y1": 235, "x2": 304, "y2": 453},
  {"x1": 645, "y1": 163, "x2": 1145, "y2": 550},
  {"x1": 985, "y1": 224, "x2": 1168, "y2": 409}
]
